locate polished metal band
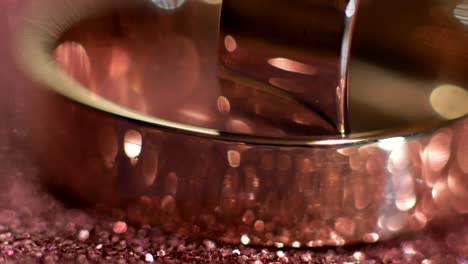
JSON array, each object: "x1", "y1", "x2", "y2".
[{"x1": 15, "y1": 0, "x2": 468, "y2": 246}]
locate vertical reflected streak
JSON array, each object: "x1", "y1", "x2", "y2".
[
  {"x1": 143, "y1": 147, "x2": 158, "y2": 186},
  {"x1": 338, "y1": 0, "x2": 359, "y2": 134},
  {"x1": 54, "y1": 41, "x2": 91, "y2": 88},
  {"x1": 98, "y1": 126, "x2": 118, "y2": 168}
]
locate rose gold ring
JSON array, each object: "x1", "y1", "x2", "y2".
[{"x1": 15, "y1": 0, "x2": 468, "y2": 247}]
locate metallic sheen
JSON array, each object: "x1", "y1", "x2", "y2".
[{"x1": 14, "y1": 0, "x2": 468, "y2": 247}]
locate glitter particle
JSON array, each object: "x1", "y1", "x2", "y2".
[
  {"x1": 274, "y1": 242, "x2": 284, "y2": 248},
  {"x1": 77, "y1": 229, "x2": 90, "y2": 242},
  {"x1": 276, "y1": 250, "x2": 285, "y2": 258},
  {"x1": 254, "y1": 220, "x2": 265, "y2": 232},
  {"x1": 112, "y1": 221, "x2": 128, "y2": 234},
  {"x1": 402, "y1": 243, "x2": 417, "y2": 256},
  {"x1": 353, "y1": 251, "x2": 365, "y2": 261},
  {"x1": 241, "y1": 234, "x2": 251, "y2": 245},
  {"x1": 203, "y1": 239, "x2": 216, "y2": 250},
  {"x1": 363, "y1": 233, "x2": 380, "y2": 243},
  {"x1": 145, "y1": 253, "x2": 154, "y2": 262},
  {"x1": 157, "y1": 249, "x2": 166, "y2": 257},
  {"x1": 301, "y1": 252, "x2": 313, "y2": 262},
  {"x1": 292, "y1": 241, "x2": 301, "y2": 248}
]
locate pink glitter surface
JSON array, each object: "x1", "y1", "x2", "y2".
[{"x1": 0, "y1": 149, "x2": 468, "y2": 262}]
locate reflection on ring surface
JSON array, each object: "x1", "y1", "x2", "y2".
[{"x1": 16, "y1": 0, "x2": 468, "y2": 247}]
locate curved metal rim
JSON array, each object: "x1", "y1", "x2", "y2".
[{"x1": 14, "y1": 0, "x2": 467, "y2": 147}]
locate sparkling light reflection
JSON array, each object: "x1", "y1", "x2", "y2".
[
  {"x1": 454, "y1": 1, "x2": 468, "y2": 26},
  {"x1": 385, "y1": 213, "x2": 407, "y2": 232},
  {"x1": 395, "y1": 196, "x2": 416, "y2": 211},
  {"x1": 216, "y1": 96, "x2": 231, "y2": 114},
  {"x1": 274, "y1": 242, "x2": 284, "y2": 248},
  {"x1": 202, "y1": 0, "x2": 222, "y2": 4},
  {"x1": 227, "y1": 150, "x2": 241, "y2": 168},
  {"x1": 378, "y1": 137, "x2": 405, "y2": 152},
  {"x1": 424, "y1": 130, "x2": 451, "y2": 172},
  {"x1": 224, "y1": 35, "x2": 237, "y2": 52},
  {"x1": 362, "y1": 233, "x2": 380, "y2": 243},
  {"x1": 151, "y1": 0, "x2": 185, "y2": 10},
  {"x1": 388, "y1": 147, "x2": 410, "y2": 173},
  {"x1": 240, "y1": 234, "x2": 251, "y2": 245},
  {"x1": 353, "y1": 251, "x2": 364, "y2": 261},
  {"x1": 414, "y1": 211, "x2": 428, "y2": 227},
  {"x1": 124, "y1": 130, "x2": 142, "y2": 159},
  {"x1": 402, "y1": 243, "x2": 417, "y2": 256},
  {"x1": 345, "y1": 0, "x2": 356, "y2": 18},
  {"x1": 431, "y1": 180, "x2": 447, "y2": 201},
  {"x1": 225, "y1": 119, "x2": 253, "y2": 134},
  {"x1": 430, "y1": 84, "x2": 468, "y2": 119},
  {"x1": 179, "y1": 109, "x2": 211, "y2": 122},
  {"x1": 109, "y1": 47, "x2": 130, "y2": 78},
  {"x1": 313, "y1": 139, "x2": 362, "y2": 145},
  {"x1": 267, "y1": 57, "x2": 317, "y2": 75},
  {"x1": 54, "y1": 41, "x2": 91, "y2": 85}
]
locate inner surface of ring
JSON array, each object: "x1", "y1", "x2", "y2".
[{"x1": 54, "y1": 0, "x2": 468, "y2": 138}]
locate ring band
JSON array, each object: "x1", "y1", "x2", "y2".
[{"x1": 15, "y1": 0, "x2": 468, "y2": 247}]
